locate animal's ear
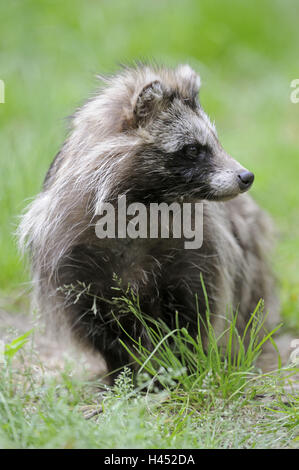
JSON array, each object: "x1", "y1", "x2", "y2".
[
  {"x1": 176, "y1": 64, "x2": 201, "y2": 99},
  {"x1": 133, "y1": 80, "x2": 165, "y2": 125}
]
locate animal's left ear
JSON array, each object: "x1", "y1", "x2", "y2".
[
  {"x1": 176, "y1": 64, "x2": 201, "y2": 99},
  {"x1": 133, "y1": 80, "x2": 165, "y2": 125}
]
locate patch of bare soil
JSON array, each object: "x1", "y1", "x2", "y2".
[{"x1": 0, "y1": 294, "x2": 106, "y2": 380}]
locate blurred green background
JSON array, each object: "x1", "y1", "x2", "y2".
[{"x1": 0, "y1": 0, "x2": 298, "y2": 327}]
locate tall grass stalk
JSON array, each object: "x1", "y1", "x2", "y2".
[{"x1": 106, "y1": 277, "x2": 283, "y2": 401}]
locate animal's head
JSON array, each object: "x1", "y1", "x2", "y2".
[{"x1": 123, "y1": 64, "x2": 254, "y2": 203}]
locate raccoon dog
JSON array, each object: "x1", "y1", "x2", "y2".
[{"x1": 19, "y1": 64, "x2": 279, "y2": 381}]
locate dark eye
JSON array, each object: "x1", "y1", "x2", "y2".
[{"x1": 182, "y1": 144, "x2": 206, "y2": 159}]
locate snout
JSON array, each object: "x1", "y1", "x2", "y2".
[
  {"x1": 237, "y1": 170, "x2": 254, "y2": 191},
  {"x1": 206, "y1": 166, "x2": 255, "y2": 201}
]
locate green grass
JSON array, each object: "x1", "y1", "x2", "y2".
[
  {"x1": 0, "y1": 310, "x2": 298, "y2": 449},
  {"x1": 112, "y1": 280, "x2": 281, "y2": 396},
  {"x1": 0, "y1": 0, "x2": 299, "y2": 450}
]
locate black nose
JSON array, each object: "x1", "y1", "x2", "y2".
[{"x1": 238, "y1": 171, "x2": 254, "y2": 190}]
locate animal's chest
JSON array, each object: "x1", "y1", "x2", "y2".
[{"x1": 104, "y1": 237, "x2": 182, "y2": 288}]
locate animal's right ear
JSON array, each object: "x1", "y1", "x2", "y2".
[{"x1": 133, "y1": 80, "x2": 165, "y2": 125}]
